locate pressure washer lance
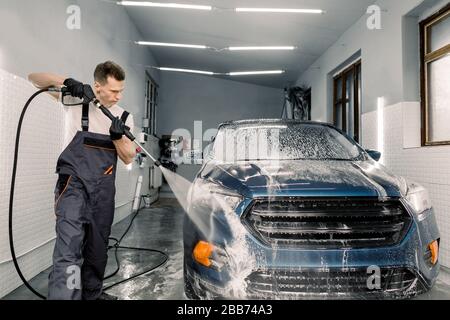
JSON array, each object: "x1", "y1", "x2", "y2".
[
  {"x1": 91, "y1": 99, "x2": 162, "y2": 167},
  {"x1": 50, "y1": 86, "x2": 161, "y2": 167}
]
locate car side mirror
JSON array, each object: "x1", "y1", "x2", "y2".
[{"x1": 366, "y1": 149, "x2": 381, "y2": 162}]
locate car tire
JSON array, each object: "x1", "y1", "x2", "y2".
[{"x1": 183, "y1": 265, "x2": 200, "y2": 300}]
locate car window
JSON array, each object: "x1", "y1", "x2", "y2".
[{"x1": 212, "y1": 123, "x2": 362, "y2": 162}]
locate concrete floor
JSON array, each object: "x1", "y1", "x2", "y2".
[
  {"x1": 4, "y1": 198, "x2": 450, "y2": 300},
  {"x1": 4, "y1": 198, "x2": 186, "y2": 300}
]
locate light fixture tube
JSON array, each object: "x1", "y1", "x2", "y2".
[
  {"x1": 136, "y1": 41, "x2": 208, "y2": 49},
  {"x1": 228, "y1": 46, "x2": 296, "y2": 51},
  {"x1": 158, "y1": 67, "x2": 215, "y2": 75},
  {"x1": 235, "y1": 8, "x2": 323, "y2": 14},
  {"x1": 228, "y1": 70, "x2": 285, "y2": 76},
  {"x1": 118, "y1": 1, "x2": 212, "y2": 11}
]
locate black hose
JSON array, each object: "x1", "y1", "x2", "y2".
[
  {"x1": 9, "y1": 89, "x2": 168, "y2": 300},
  {"x1": 103, "y1": 248, "x2": 168, "y2": 291},
  {"x1": 104, "y1": 208, "x2": 143, "y2": 280},
  {"x1": 8, "y1": 88, "x2": 49, "y2": 300},
  {"x1": 102, "y1": 202, "x2": 169, "y2": 290}
]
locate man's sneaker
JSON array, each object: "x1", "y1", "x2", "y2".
[{"x1": 97, "y1": 292, "x2": 118, "y2": 300}]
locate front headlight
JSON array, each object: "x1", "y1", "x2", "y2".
[
  {"x1": 208, "y1": 182, "x2": 243, "y2": 211},
  {"x1": 192, "y1": 178, "x2": 244, "y2": 212},
  {"x1": 404, "y1": 181, "x2": 431, "y2": 216},
  {"x1": 193, "y1": 241, "x2": 229, "y2": 271}
]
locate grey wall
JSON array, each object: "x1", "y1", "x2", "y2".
[
  {"x1": 0, "y1": 0, "x2": 160, "y2": 205},
  {"x1": 0, "y1": 0, "x2": 160, "y2": 297},
  {"x1": 295, "y1": 0, "x2": 447, "y2": 122},
  {"x1": 0, "y1": 0, "x2": 160, "y2": 119},
  {"x1": 157, "y1": 72, "x2": 284, "y2": 181}
]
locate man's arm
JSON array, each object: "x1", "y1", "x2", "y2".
[
  {"x1": 28, "y1": 73, "x2": 65, "y2": 99},
  {"x1": 109, "y1": 116, "x2": 136, "y2": 165},
  {"x1": 113, "y1": 137, "x2": 136, "y2": 165}
]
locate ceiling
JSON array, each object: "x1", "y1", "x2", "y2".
[{"x1": 124, "y1": 0, "x2": 376, "y2": 88}]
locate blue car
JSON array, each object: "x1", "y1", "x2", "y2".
[{"x1": 183, "y1": 119, "x2": 440, "y2": 299}]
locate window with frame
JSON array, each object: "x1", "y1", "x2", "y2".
[
  {"x1": 145, "y1": 72, "x2": 159, "y2": 139},
  {"x1": 420, "y1": 3, "x2": 450, "y2": 146},
  {"x1": 333, "y1": 60, "x2": 361, "y2": 142}
]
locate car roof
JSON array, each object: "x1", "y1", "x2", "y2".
[{"x1": 218, "y1": 119, "x2": 334, "y2": 130}]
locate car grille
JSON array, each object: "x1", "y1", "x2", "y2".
[
  {"x1": 242, "y1": 198, "x2": 412, "y2": 249},
  {"x1": 246, "y1": 267, "x2": 424, "y2": 298}
]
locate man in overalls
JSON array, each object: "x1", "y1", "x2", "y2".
[{"x1": 28, "y1": 61, "x2": 136, "y2": 300}]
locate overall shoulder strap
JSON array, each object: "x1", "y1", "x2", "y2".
[{"x1": 81, "y1": 102, "x2": 89, "y2": 131}]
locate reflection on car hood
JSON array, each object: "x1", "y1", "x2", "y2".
[{"x1": 199, "y1": 160, "x2": 406, "y2": 198}]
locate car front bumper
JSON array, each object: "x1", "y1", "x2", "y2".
[{"x1": 184, "y1": 205, "x2": 440, "y2": 300}]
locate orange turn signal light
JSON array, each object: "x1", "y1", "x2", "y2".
[
  {"x1": 429, "y1": 240, "x2": 439, "y2": 265},
  {"x1": 193, "y1": 241, "x2": 215, "y2": 268}
]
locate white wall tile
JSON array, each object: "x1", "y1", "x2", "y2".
[
  {"x1": 402, "y1": 102, "x2": 421, "y2": 149},
  {"x1": 0, "y1": 69, "x2": 64, "y2": 297},
  {"x1": 362, "y1": 101, "x2": 450, "y2": 268},
  {"x1": 0, "y1": 69, "x2": 155, "y2": 298}
]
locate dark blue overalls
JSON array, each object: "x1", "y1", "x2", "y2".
[{"x1": 48, "y1": 102, "x2": 129, "y2": 300}]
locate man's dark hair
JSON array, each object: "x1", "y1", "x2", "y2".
[{"x1": 94, "y1": 61, "x2": 125, "y2": 84}]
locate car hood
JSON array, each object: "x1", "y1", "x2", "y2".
[{"x1": 199, "y1": 159, "x2": 407, "y2": 198}]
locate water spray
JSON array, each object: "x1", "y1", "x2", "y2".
[{"x1": 92, "y1": 90, "x2": 257, "y2": 298}]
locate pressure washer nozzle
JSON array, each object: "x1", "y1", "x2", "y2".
[{"x1": 154, "y1": 161, "x2": 161, "y2": 167}]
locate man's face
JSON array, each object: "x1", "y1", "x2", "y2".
[{"x1": 94, "y1": 76, "x2": 125, "y2": 107}]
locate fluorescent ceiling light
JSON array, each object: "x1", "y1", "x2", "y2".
[
  {"x1": 136, "y1": 42, "x2": 295, "y2": 51},
  {"x1": 136, "y1": 41, "x2": 208, "y2": 49},
  {"x1": 158, "y1": 67, "x2": 215, "y2": 75},
  {"x1": 156, "y1": 68, "x2": 285, "y2": 76},
  {"x1": 228, "y1": 70, "x2": 285, "y2": 76},
  {"x1": 228, "y1": 46, "x2": 296, "y2": 51},
  {"x1": 117, "y1": 2, "x2": 322, "y2": 13},
  {"x1": 118, "y1": 1, "x2": 212, "y2": 10},
  {"x1": 235, "y1": 8, "x2": 323, "y2": 14}
]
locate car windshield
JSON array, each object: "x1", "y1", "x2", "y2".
[{"x1": 211, "y1": 122, "x2": 363, "y2": 162}]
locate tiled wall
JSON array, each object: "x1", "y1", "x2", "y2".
[
  {"x1": 0, "y1": 69, "x2": 153, "y2": 298},
  {"x1": 362, "y1": 101, "x2": 450, "y2": 268}
]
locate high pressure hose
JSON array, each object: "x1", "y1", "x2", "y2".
[
  {"x1": 8, "y1": 88, "x2": 51, "y2": 299},
  {"x1": 9, "y1": 87, "x2": 166, "y2": 299}
]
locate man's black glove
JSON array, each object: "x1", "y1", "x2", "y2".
[
  {"x1": 110, "y1": 117, "x2": 130, "y2": 141},
  {"x1": 63, "y1": 78, "x2": 84, "y2": 99}
]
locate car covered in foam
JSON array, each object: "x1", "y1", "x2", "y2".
[{"x1": 183, "y1": 119, "x2": 440, "y2": 299}]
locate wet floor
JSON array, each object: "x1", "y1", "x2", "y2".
[
  {"x1": 4, "y1": 198, "x2": 187, "y2": 300},
  {"x1": 3, "y1": 198, "x2": 450, "y2": 300}
]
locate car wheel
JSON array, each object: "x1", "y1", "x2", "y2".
[{"x1": 183, "y1": 265, "x2": 200, "y2": 300}]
